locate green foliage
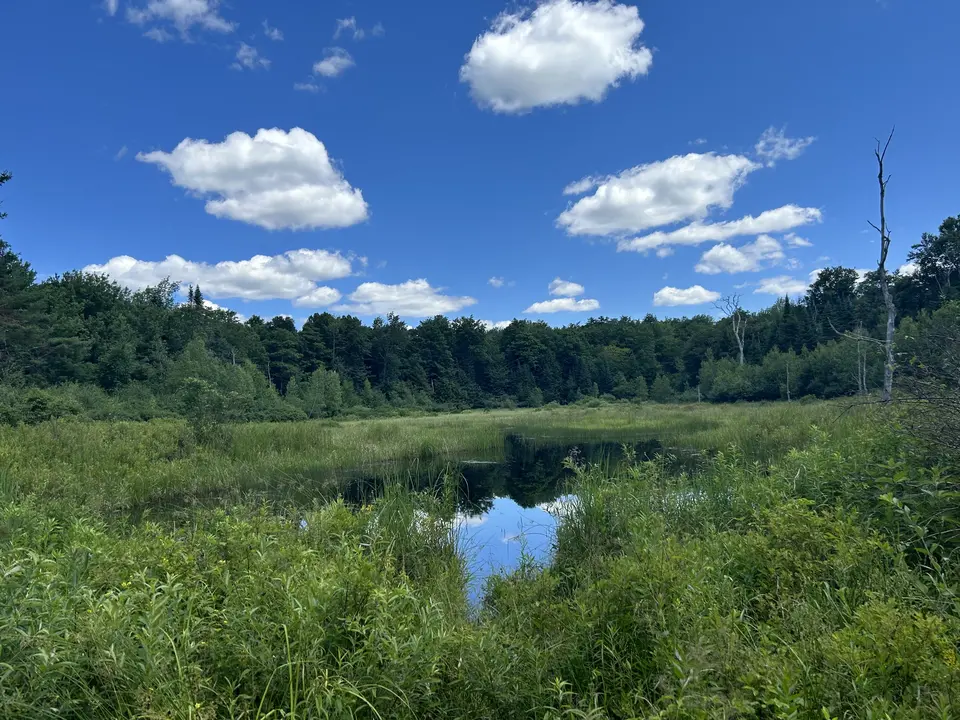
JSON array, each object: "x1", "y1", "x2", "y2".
[
  {"x1": 288, "y1": 367, "x2": 344, "y2": 418},
  {"x1": 650, "y1": 374, "x2": 675, "y2": 403},
  {"x1": 0, "y1": 404, "x2": 957, "y2": 717}
]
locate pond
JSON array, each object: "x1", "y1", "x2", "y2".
[
  {"x1": 337, "y1": 434, "x2": 695, "y2": 601},
  {"x1": 146, "y1": 432, "x2": 699, "y2": 602}
]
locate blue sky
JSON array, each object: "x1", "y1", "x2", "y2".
[{"x1": 2, "y1": 0, "x2": 959, "y2": 326}]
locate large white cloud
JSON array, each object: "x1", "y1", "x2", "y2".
[
  {"x1": 618, "y1": 205, "x2": 822, "y2": 252},
  {"x1": 548, "y1": 278, "x2": 585, "y2": 297},
  {"x1": 755, "y1": 126, "x2": 816, "y2": 166},
  {"x1": 460, "y1": 0, "x2": 652, "y2": 114},
  {"x1": 84, "y1": 249, "x2": 354, "y2": 302},
  {"x1": 524, "y1": 298, "x2": 600, "y2": 314},
  {"x1": 695, "y1": 234, "x2": 785, "y2": 275},
  {"x1": 126, "y1": 0, "x2": 234, "y2": 37},
  {"x1": 653, "y1": 285, "x2": 720, "y2": 307},
  {"x1": 336, "y1": 280, "x2": 477, "y2": 317},
  {"x1": 558, "y1": 153, "x2": 759, "y2": 237},
  {"x1": 137, "y1": 128, "x2": 368, "y2": 230}
]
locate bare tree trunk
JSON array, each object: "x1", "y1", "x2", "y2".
[
  {"x1": 855, "y1": 324, "x2": 867, "y2": 395},
  {"x1": 786, "y1": 359, "x2": 791, "y2": 402},
  {"x1": 879, "y1": 275, "x2": 896, "y2": 401},
  {"x1": 870, "y1": 130, "x2": 897, "y2": 402},
  {"x1": 734, "y1": 313, "x2": 746, "y2": 366},
  {"x1": 715, "y1": 295, "x2": 746, "y2": 366}
]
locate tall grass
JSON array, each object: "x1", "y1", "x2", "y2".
[
  {"x1": 0, "y1": 401, "x2": 858, "y2": 515},
  {"x1": 3, "y1": 402, "x2": 955, "y2": 718}
]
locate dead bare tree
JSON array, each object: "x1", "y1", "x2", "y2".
[
  {"x1": 868, "y1": 128, "x2": 897, "y2": 402},
  {"x1": 854, "y1": 322, "x2": 869, "y2": 396},
  {"x1": 714, "y1": 294, "x2": 746, "y2": 365}
]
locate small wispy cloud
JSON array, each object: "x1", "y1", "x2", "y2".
[
  {"x1": 784, "y1": 232, "x2": 813, "y2": 248},
  {"x1": 294, "y1": 82, "x2": 321, "y2": 93},
  {"x1": 232, "y1": 43, "x2": 270, "y2": 71},
  {"x1": 262, "y1": 19, "x2": 283, "y2": 41},
  {"x1": 755, "y1": 126, "x2": 816, "y2": 166},
  {"x1": 115, "y1": 145, "x2": 128, "y2": 160},
  {"x1": 143, "y1": 27, "x2": 173, "y2": 43},
  {"x1": 334, "y1": 17, "x2": 364, "y2": 40},
  {"x1": 103, "y1": 0, "x2": 119, "y2": 16}
]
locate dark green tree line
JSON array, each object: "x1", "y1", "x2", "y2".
[{"x1": 0, "y1": 172, "x2": 958, "y2": 423}]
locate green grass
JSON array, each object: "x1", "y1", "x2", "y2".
[
  {"x1": 0, "y1": 400, "x2": 857, "y2": 515},
  {"x1": 2, "y1": 401, "x2": 957, "y2": 718}
]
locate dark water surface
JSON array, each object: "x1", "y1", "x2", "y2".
[
  {"x1": 338, "y1": 434, "x2": 696, "y2": 600},
  {"x1": 150, "y1": 433, "x2": 699, "y2": 601}
]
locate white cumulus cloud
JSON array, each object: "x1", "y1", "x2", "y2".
[
  {"x1": 524, "y1": 298, "x2": 600, "y2": 314},
  {"x1": 618, "y1": 205, "x2": 822, "y2": 252},
  {"x1": 898, "y1": 261, "x2": 919, "y2": 276},
  {"x1": 126, "y1": 0, "x2": 234, "y2": 38},
  {"x1": 548, "y1": 278, "x2": 585, "y2": 297},
  {"x1": 263, "y1": 19, "x2": 283, "y2": 41},
  {"x1": 755, "y1": 126, "x2": 816, "y2": 166},
  {"x1": 314, "y1": 48, "x2": 354, "y2": 77},
  {"x1": 294, "y1": 82, "x2": 320, "y2": 93},
  {"x1": 488, "y1": 276, "x2": 505, "y2": 288},
  {"x1": 460, "y1": 0, "x2": 652, "y2": 114},
  {"x1": 754, "y1": 275, "x2": 811, "y2": 296},
  {"x1": 695, "y1": 234, "x2": 784, "y2": 274},
  {"x1": 652, "y1": 285, "x2": 720, "y2": 307},
  {"x1": 84, "y1": 248, "x2": 355, "y2": 302},
  {"x1": 232, "y1": 43, "x2": 270, "y2": 71},
  {"x1": 480, "y1": 320, "x2": 512, "y2": 330},
  {"x1": 292, "y1": 286, "x2": 342, "y2": 308},
  {"x1": 137, "y1": 127, "x2": 368, "y2": 230},
  {"x1": 558, "y1": 153, "x2": 760, "y2": 237},
  {"x1": 336, "y1": 280, "x2": 477, "y2": 317}
]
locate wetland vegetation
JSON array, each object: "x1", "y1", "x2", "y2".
[{"x1": 3, "y1": 402, "x2": 959, "y2": 718}]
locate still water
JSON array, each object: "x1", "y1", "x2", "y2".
[{"x1": 338, "y1": 434, "x2": 686, "y2": 601}]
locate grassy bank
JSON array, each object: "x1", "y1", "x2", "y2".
[
  {"x1": 1, "y1": 401, "x2": 855, "y2": 515},
  {"x1": 3, "y1": 402, "x2": 957, "y2": 718}
]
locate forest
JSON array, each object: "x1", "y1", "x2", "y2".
[
  {"x1": 1, "y1": 168, "x2": 959, "y2": 425},
  {"x1": 0, "y1": 173, "x2": 960, "y2": 423}
]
